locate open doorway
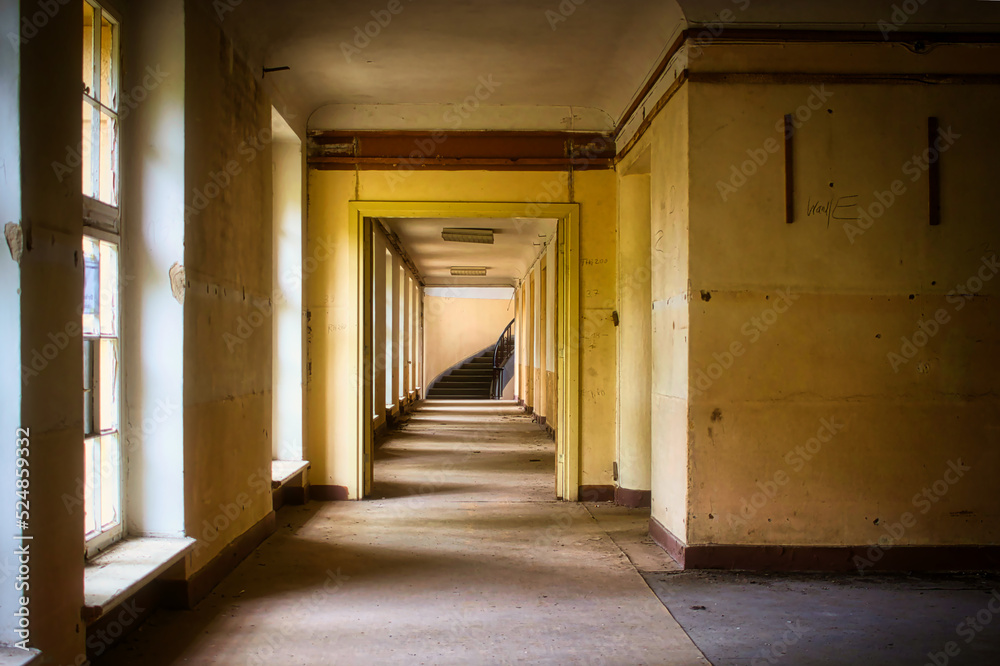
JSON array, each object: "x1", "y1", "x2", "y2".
[{"x1": 350, "y1": 202, "x2": 580, "y2": 501}]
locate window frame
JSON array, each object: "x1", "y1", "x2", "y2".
[
  {"x1": 82, "y1": 0, "x2": 121, "y2": 233},
  {"x1": 82, "y1": 0, "x2": 125, "y2": 559}
]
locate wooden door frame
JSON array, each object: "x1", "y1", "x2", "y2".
[{"x1": 348, "y1": 201, "x2": 580, "y2": 501}]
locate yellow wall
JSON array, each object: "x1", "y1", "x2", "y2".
[
  {"x1": 17, "y1": 2, "x2": 85, "y2": 660},
  {"x1": 630, "y1": 86, "x2": 691, "y2": 539},
  {"x1": 617, "y1": 172, "x2": 652, "y2": 493},
  {"x1": 183, "y1": 9, "x2": 274, "y2": 571},
  {"x1": 424, "y1": 294, "x2": 513, "y2": 388},
  {"x1": 575, "y1": 169, "x2": 619, "y2": 487},
  {"x1": 663, "y1": 43, "x2": 1000, "y2": 548},
  {"x1": 307, "y1": 169, "x2": 618, "y2": 496}
]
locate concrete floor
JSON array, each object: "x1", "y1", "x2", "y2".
[
  {"x1": 99, "y1": 400, "x2": 708, "y2": 665},
  {"x1": 645, "y1": 570, "x2": 1000, "y2": 666}
]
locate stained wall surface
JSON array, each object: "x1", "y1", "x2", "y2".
[
  {"x1": 685, "y1": 47, "x2": 1000, "y2": 547},
  {"x1": 182, "y1": 2, "x2": 274, "y2": 572},
  {"x1": 307, "y1": 169, "x2": 618, "y2": 497}
]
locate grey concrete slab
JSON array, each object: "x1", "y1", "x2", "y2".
[{"x1": 644, "y1": 570, "x2": 1000, "y2": 666}]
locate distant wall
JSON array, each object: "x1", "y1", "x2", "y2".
[{"x1": 424, "y1": 289, "x2": 513, "y2": 388}]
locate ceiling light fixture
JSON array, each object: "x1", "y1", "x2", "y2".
[
  {"x1": 441, "y1": 228, "x2": 494, "y2": 244},
  {"x1": 450, "y1": 266, "x2": 488, "y2": 276}
]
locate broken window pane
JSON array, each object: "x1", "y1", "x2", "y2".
[
  {"x1": 100, "y1": 433, "x2": 120, "y2": 530},
  {"x1": 99, "y1": 339, "x2": 118, "y2": 433},
  {"x1": 99, "y1": 240, "x2": 118, "y2": 336},
  {"x1": 82, "y1": 100, "x2": 98, "y2": 200},
  {"x1": 99, "y1": 110, "x2": 118, "y2": 206},
  {"x1": 83, "y1": 236, "x2": 100, "y2": 335},
  {"x1": 84, "y1": 436, "x2": 98, "y2": 537},
  {"x1": 83, "y1": 339, "x2": 95, "y2": 435},
  {"x1": 100, "y1": 15, "x2": 116, "y2": 110},
  {"x1": 82, "y1": 1, "x2": 95, "y2": 97}
]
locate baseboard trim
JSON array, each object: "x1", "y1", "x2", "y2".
[
  {"x1": 615, "y1": 487, "x2": 652, "y2": 508},
  {"x1": 649, "y1": 516, "x2": 686, "y2": 568},
  {"x1": 578, "y1": 485, "x2": 615, "y2": 502},
  {"x1": 311, "y1": 485, "x2": 350, "y2": 501},
  {"x1": 649, "y1": 516, "x2": 1000, "y2": 572},
  {"x1": 164, "y1": 511, "x2": 277, "y2": 609}
]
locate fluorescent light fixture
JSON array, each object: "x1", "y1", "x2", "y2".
[
  {"x1": 442, "y1": 228, "x2": 494, "y2": 244},
  {"x1": 450, "y1": 266, "x2": 488, "y2": 276}
]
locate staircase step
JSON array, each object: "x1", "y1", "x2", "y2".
[{"x1": 427, "y1": 389, "x2": 490, "y2": 399}]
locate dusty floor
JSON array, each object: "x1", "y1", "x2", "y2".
[
  {"x1": 99, "y1": 401, "x2": 707, "y2": 665},
  {"x1": 646, "y1": 570, "x2": 1000, "y2": 666}
]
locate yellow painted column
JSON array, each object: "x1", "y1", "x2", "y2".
[{"x1": 617, "y1": 173, "x2": 653, "y2": 499}]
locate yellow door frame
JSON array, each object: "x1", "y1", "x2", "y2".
[{"x1": 348, "y1": 201, "x2": 580, "y2": 501}]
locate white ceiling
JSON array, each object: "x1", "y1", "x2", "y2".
[
  {"x1": 207, "y1": 0, "x2": 1000, "y2": 135},
  {"x1": 205, "y1": 0, "x2": 685, "y2": 132},
  {"x1": 382, "y1": 217, "x2": 557, "y2": 287}
]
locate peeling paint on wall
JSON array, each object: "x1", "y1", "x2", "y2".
[
  {"x1": 4, "y1": 221, "x2": 22, "y2": 264},
  {"x1": 169, "y1": 262, "x2": 186, "y2": 304}
]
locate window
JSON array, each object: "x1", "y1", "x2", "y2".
[
  {"x1": 82, "y1": 0, "x2": 123, "y2": 556},
  {"x1": 385, "y1": 249, "x2": 394, "y2": 408},
  {"x1": 398, "y1": 265, "x2": 405, "y2": 402},
  {"x1": 82, "y1": 0, "x2": 119, "y2": 226}
]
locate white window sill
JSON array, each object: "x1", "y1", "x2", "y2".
[
  {"x1": 271, "y1": 460, "x2": 309, "y2": 489},
  {"x1": 0, "y1": 648, "x2": 41, "y2": 665},
  {"x1": 83, "y1": 536, "x2": 195, "y2": 623}
]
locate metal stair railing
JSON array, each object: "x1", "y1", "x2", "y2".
[{"x1": 491, "y1": 319, "x2": 515, "y2": 400}]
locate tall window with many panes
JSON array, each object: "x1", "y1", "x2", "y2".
[{"x1": 82, "y1": 0, "x2": 122, "y2": 555}]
